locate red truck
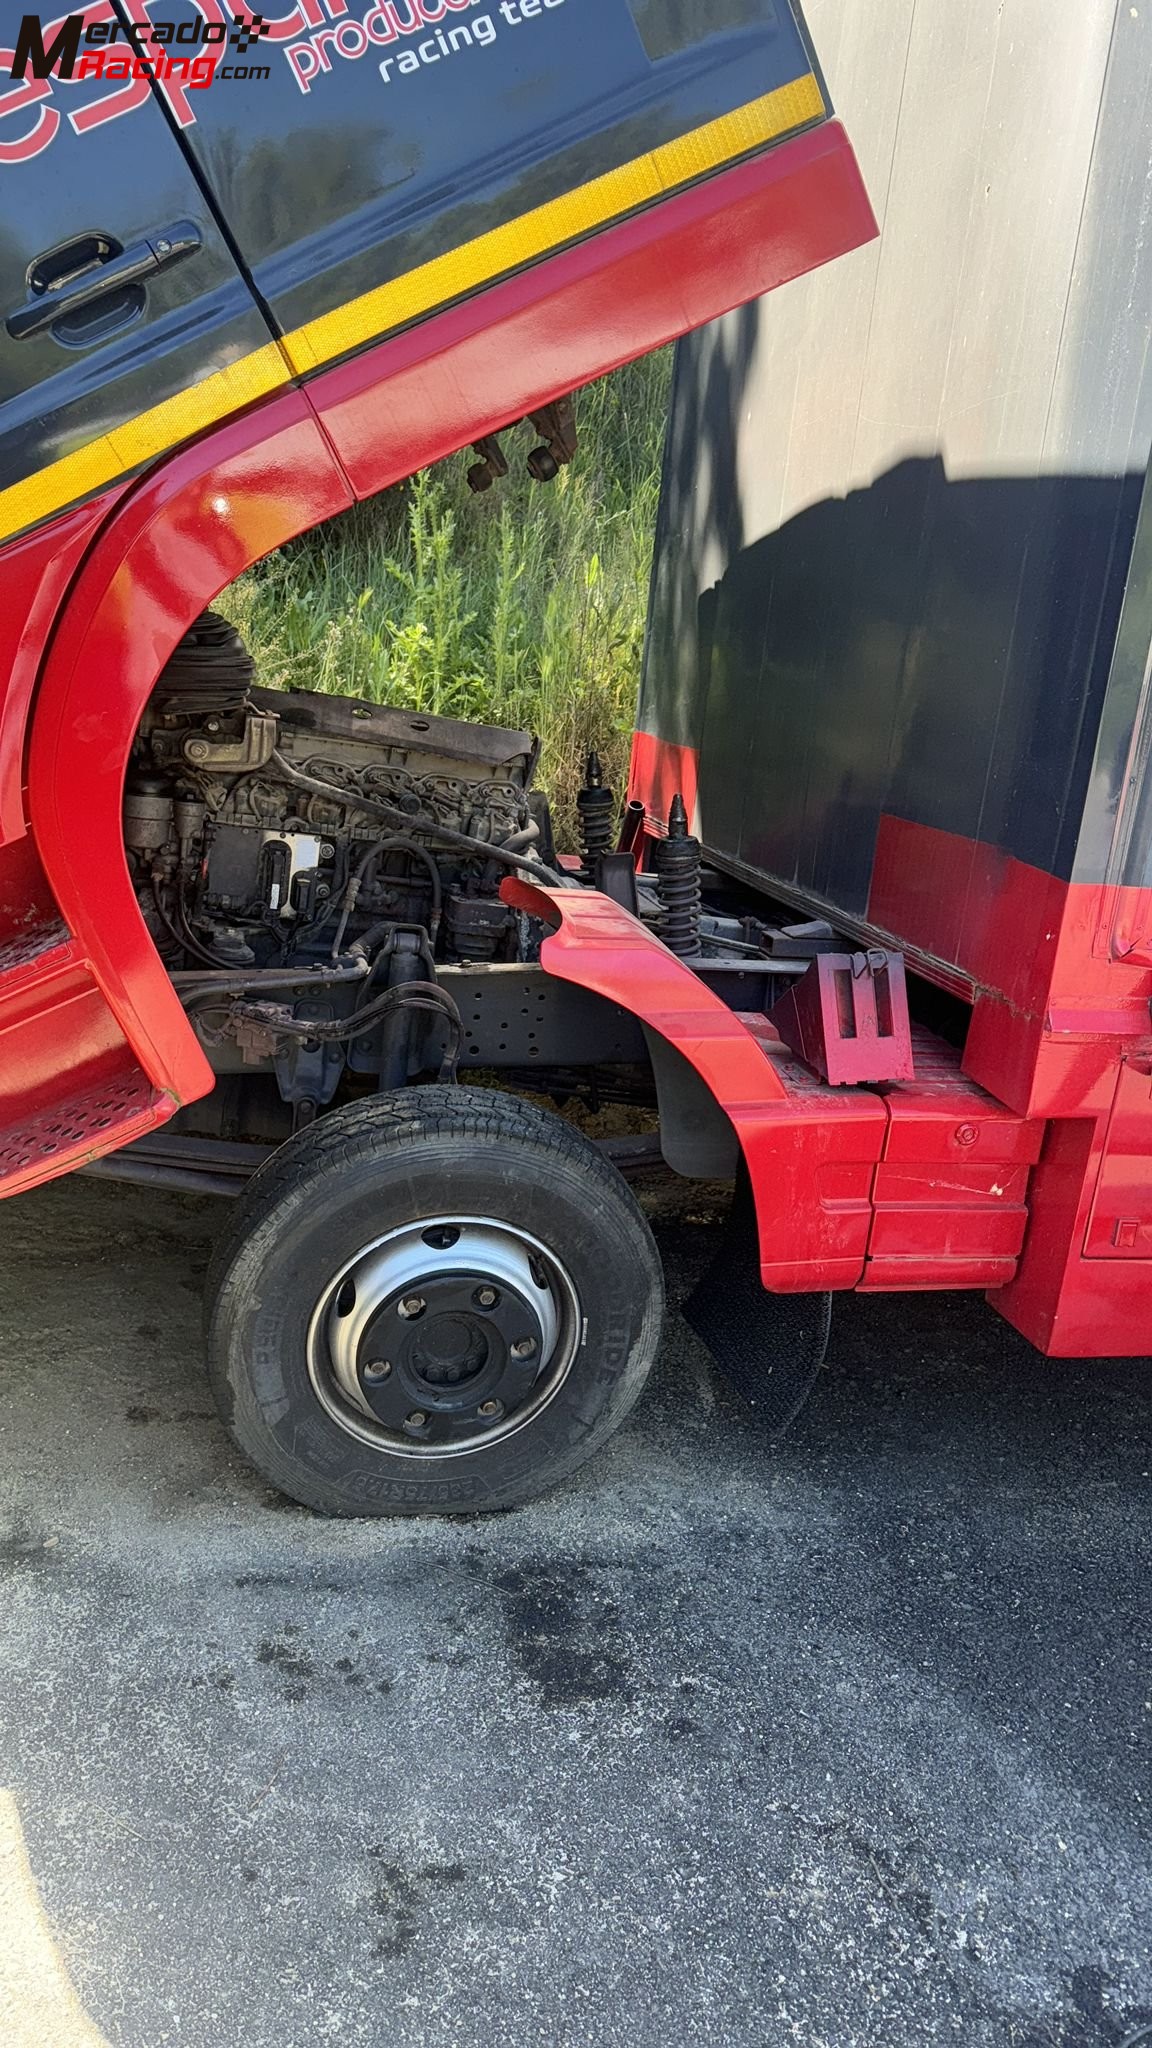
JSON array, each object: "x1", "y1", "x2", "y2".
[{"x1": 2, "y1": 0, "x2": 1147, "y2": 1520}]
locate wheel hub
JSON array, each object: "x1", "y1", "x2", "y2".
[
  {"x1": 309, "y1": 1218, "x2": 575, "y2": 1456},
  {"x1": 411, "y1": 1305, "x2": 488, "y2": 1387}
]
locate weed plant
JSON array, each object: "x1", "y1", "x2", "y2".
[{"x1": 220, "y1": 351, "x2": 672, "y2": 846}]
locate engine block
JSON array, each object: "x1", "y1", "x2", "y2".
[{"x1": 124, "y1": 615, "x2": 548, "y2": 996}]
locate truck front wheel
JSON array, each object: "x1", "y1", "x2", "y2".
[{"x1": 204, "y1": 1088, "x2": 664, "y2": 1516}]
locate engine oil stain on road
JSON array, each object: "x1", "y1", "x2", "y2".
[
  {"x1": 255, "y1": 1625, "x2": 317, "y2": 1703},
  {"x1": 492, "y1": 1558, "x2": 635, "y2": 1708},
  {"x1": 368, "y1": 1854, "x2": 469, "y2": 1962}
]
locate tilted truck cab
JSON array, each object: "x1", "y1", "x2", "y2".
[
  {"x1": 10, "y1": 0, "x2": 1145, "y2": 1519},
  {"x1": 0, "y1": 0, "x2": 875, "y2": 1514}
]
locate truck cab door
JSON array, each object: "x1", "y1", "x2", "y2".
[
  {"x1": 0, "y1": 1, "x2": 286, "y2": 547},
  {"x1": 164, "y1": 0, "x2": 827, "y2": 379}
]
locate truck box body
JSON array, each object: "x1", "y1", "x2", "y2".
[
  {"x1": 638, "y1": 0, "x2": 1152, "y2": 1001},
  {"x1": 633, "y1": 0, "x2": 1152, "y2": 1354}
]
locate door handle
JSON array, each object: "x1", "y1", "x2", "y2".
[{"x1": 5, "y1": 222, "x2": 203, "y2": 343}]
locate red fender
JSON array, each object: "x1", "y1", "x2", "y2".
[
  {"x1": 25, "y1": 391, "x2": 352, "y2": 1116},
  {"x1": 501, "y1": 879, "x2": 889, "y2": 1291}
]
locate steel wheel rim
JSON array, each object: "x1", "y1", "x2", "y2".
[{"x1": 306, "y1": 1214, "x2": 581, "y2": 1458}]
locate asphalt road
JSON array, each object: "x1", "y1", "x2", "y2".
[{"x1": 1, "y1": 1172, "x2": 1150, "y2": 2048}]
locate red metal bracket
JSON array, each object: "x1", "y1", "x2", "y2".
[{"x1": 769, "y1": 948, "x2": 914, "y2": 1085}]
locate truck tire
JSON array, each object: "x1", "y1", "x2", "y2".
[{"x1": 204, "y1": 1087, "x2": 664, "y2": 1516}]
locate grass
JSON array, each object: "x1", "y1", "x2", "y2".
[{"x1": 219, "y1": 350, "x2": 672, "y2": 847}]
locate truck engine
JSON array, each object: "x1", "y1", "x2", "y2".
[
  {"x1": 123, "y1": 613, "x2": 560, "y2": 1115},
  {"x1": 123, "y1": 613, "x2": 828, "y2": 1137}
]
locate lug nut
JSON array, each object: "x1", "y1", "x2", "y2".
[
  {"x1": 510, "y1": 1338, "x2": 537, "y2": 1360},
  {"x1": 405, "y1": 1410, "x2": 428, "y2": 1429},
  {"x1": 478, "y1": 1400, "x2": 503, "y2": 1419},
  {"x1": 474, "y1": 1287, "x2": 499, "y2": 1309},
  {"x1": 398, "y1": 1296, "x2": 426, "y2": 1320},
  {"x1": 362, "y1": 1360, "x2": 392, "y2": 1383}
]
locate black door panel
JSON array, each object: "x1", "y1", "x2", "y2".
[
  {"x1": 167, "y1": 0, "x2": 824, "y2": 375},
  {"x1": 0, "y1": 2, "x2": 281, "y2": 541}
]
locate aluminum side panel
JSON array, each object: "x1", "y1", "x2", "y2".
[{"x1": 641, "y1": 0, "x2": 1152, "y2": 942}]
